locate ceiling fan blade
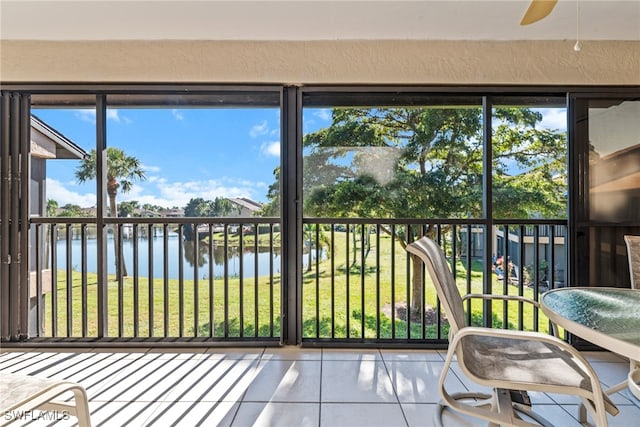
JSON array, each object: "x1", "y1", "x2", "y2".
[{"x1": 520, "y1": 0, "x2": 559, "y2": 25}]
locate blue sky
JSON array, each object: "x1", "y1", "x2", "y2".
[
  {"x1": 34, "y1": 106, "x2": 564, "y2": 210},
  {"x1": 35, "y1": 107, "x2": 306, "y2": 209}
]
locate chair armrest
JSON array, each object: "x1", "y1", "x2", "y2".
[
  {"x1": 462, "y1": 293, "x2": 540, "y2": 308},
  {"x1": 461, "y1": 294, "x2": 558, "y2": 336},
  {"x1": 452, "y1": 326, "x2": 573, "y2": 351}
]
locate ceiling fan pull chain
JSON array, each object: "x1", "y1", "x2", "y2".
[{"x1": 574, "y1": 0, "x2": 582, "y2": 51}]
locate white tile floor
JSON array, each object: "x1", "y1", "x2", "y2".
[{"x1": 1, "y1": 347, "x2": 639, "y2": 426}]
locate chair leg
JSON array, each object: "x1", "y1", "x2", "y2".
[
  {"x1": 437, "y1": 349, "x2": 550, "y2": 426},
  {"x1": 511, "y1": 403, "x2": 554, "y2": 427},
  {"x1": 436, "y1": 388, "x2": 551, "y2": 427},
  {"x1": 71, "y1": 386, "x2": 91, "y2": 427},
  {"x1": 434, "y1": 392, "x2": 494, "y2": 427},
  {"x1": 1, "y1": 379, "x2": 92, "y2": 427},
  {"x1": 578, "y1": 397, "x2": 611, "y2": 427},
  {"x1": 41, "y1": 387, "x2": 91, "y2": 426},
  {"x1": 629, "y1": 363, "x2": 640, "y2": 400},
  {"x1": 578, "y1": 400, "x2": 587, "y2": 424}
]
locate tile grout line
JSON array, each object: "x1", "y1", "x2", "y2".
[
  {"x1": 318, "y1": 348, "x2": 323, "y2": 427},
  {"x1": 226, "y1": 346, "x2": 266, "y2": 427},
  {"x1": 379, "y1": 349, "x2": 411, "y2": 427}
]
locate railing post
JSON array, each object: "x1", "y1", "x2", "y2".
[
  {"x1": 281, "y1": 85, "x2": 300, "y2": 345},
  {"x1": 19, "y1": 94, "x2": 31, "y2": 339},
  {"x1": 0, "y1": 92, "x2": 9, "y2": 340},
  {"x1": 482, "y1": 96, "x2": 494, "y2": 329},
  {"x1": 96, "y1": 95, "x2": 108, "y2": 338}
]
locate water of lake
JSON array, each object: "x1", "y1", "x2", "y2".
[{"x1": 55, "y1": 232, "x2": 295, "y2": 280}]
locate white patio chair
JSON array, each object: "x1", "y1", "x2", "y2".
[
  {"x1": 625, "y1": 235, "x2": 640, "y2": 290},
  {"x1": 605, "y1": 235, "x2": 640, "y2": 399},
  {"x1": 0, "y1": 373, "x2": 91, "y2": 426},
  {"x1": 406, "y1": 236, "x2": 618, "y2": 427}
]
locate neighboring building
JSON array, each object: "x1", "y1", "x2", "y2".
[
  {"x1": 137, "y1": 208, "x2": 162, "y2": 217},
  {"x1": 162, "y1": 208, "x2": 185, "y2": 217},
  {"x1": 494, "y1": 227, "x2": 567, "y2": 288},
  {"x1": 30, "y1": 115, "x2": 87, "y2": 335},
  {"x1": 229, "y1": 197, "x2": 263, "y2": 217},
  {"x1": 80, "y1": 206, "x2": 98, "y2": 217},
  {"x1": 31, "y1": 115, "x2": 87, "y2": 218}
]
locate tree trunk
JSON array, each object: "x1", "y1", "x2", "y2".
[
  {"x1": 351, "y1": 226, "x2": 357, "y2": 268},
  {"x1": 307, "y1": 241, "x2": 313, "y2": 273},
  {"x1": 378, "y1": 224, "x2": 424, "y2": 316},
  {"x1": 108, "y1": 191, "x2": 128, "y2": 278},
  {"x1": 411, "y1": 254, "x2": 424, "y2": 316},
  {"x1": 364, "y1": 227, "x2": 371, "y2": 259}
]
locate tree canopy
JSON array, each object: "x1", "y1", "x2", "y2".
[
  {"x1": 184, "y1": 197, "x2": 239, "y2": 218},
  {"x1": 183, "y1": 197, "x2": 241, "y2": 240},
  {"x1": 301, "y1": 107, "x2": 566, "y2": 222},
  {"x1": 46, "y1": 199, "x2": 59, "y2": 217},
  {"x1": 75, "y1": 147, "x2": 145, "y2": 217},
  {"x1": 58, "y1": 203, "x2": 83, "y2": 217}
]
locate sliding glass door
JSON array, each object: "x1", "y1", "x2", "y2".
[{"x1": 572, "y1": 96, "x2": 640, "y2": 288}]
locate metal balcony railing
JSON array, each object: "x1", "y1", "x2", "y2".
[
  {"x1": 28, "y1": 216, "x2": 567, "y2": 347},
  {"x1": 29, "y1": 217, "x2": 282, "y2": 343},
  {"x1": 300, "y1": 219, "x2": 568, "y2": 346}
]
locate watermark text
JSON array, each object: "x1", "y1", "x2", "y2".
[{"x1": 4, "y1": 410, "x2": 70, "y2": 422}]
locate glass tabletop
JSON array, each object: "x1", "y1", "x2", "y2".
[{"x1": 541, "y1": 287, "x2": 640, "y2": 360}]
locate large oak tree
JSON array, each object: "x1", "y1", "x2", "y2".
[{"x1": 291, "y1": 106, "x2": 566, "y2": 315}]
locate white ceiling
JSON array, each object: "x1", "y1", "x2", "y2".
[{"x1": 1, "y1": 0, "x2": 639, "y2": 41}]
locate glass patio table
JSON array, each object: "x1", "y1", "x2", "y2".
[{"x1": 541, "y1": 287, "x2": 640, "y2": 400}]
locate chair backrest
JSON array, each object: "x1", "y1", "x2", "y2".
[
  {"x1": 624, "y1": 235, "x2": 640, "y2": 289},
  {"x1": 406, "y1": 236, "x2": 466, "y2": 335}
]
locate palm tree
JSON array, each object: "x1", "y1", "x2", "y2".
[
  {"x1": 303, "y1": 224, "x2": 330, "y2": 273},
  {"x1": 76, "y1": 147, "x2": 145, "y2": 278},
  {"x1": 46, "y1": 199, "x2": 59, "y2": 217}
]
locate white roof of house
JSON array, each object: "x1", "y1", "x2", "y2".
[
  {"x1": 230, "y1": 197, "x2": 263, "y2": 211},
  {"x1": 31, "y1": 115, "x2": 87, "y2": 160}
]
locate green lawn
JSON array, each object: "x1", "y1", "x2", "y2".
[
  {"x1": 43, "y1": 232, "x2": 551, "y2": 339},
  {"x1": 44, "y1": 271, "x2": 280, "y2": 338}
]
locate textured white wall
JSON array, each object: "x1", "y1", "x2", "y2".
[{"x1": 1, "y1": 40, "x2": 639, "y2": 85}]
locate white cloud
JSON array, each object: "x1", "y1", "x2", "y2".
[
  {"x1": 157, "y1": 178, "x2": 259, "y2": 207},
  {"x1": 153, "y1": 177, "x2": 167, "y2": 185},
  {"x1": 260, "y1": 141, "x2": 280, "y2": 157},
  {"x1": 119, "y1": 177, "x2": 265, "y2": 208},
  {"x1": 537, "y1": 108, "x2": 567, "y2": 131},
  {"x1": 172, "y1": 109, "x2": 184, "y2": 121},
  {"x1": 250, "y1": 120, "x2": 269, "y2": 138},
  {"x1": 142, "y1": 164, "x2": 161, "y2": 173},
  {"x1": 313, "y1": 109, "x2": 332, "y2": 121},
  {"x1": 45, "y1": 178, "x2": 96, "y2": 208},
  {"x1": 47, "y1": 175, "x2": 266, "y2": 210},
  {"x1": 107, "y1": 110, "x2": 120, "y2": 122},
  {"x1": 73, "y1": 109, "x2": 124, "y2": 124},
  {"x1": 74, "y1": 110, "x2": 96, "y2": 124}
]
